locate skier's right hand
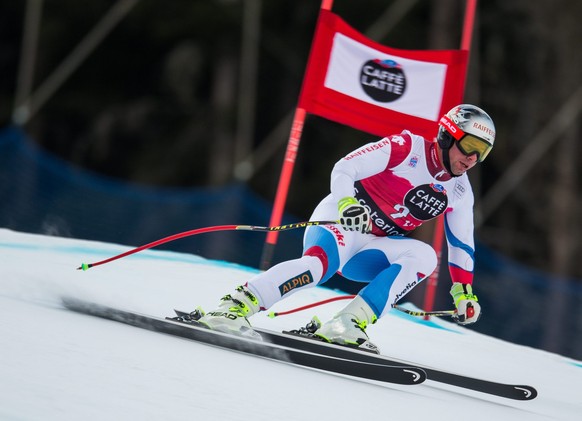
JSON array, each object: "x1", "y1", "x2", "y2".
[{"x1": 338, "y1": 197, "x2": 372, "y2": 233}]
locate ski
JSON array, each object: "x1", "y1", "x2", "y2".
[
  {"x1": 172, "y1": 310, "x2": 537, "y2": 401},
  {"x1": 270, "y1": 325, "x2": 537, "y2": 400},
  {"x1": 268, "y1": 330, "x2": 537, "y2": 400},
  {"x1": 61, "y1": 297, "x2": 425, "y2": 386}
]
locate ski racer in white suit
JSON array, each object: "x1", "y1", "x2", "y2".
[{"x1": 198, "y1": 104, "x2": 496, "y2": 352}]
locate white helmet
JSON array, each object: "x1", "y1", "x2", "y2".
[{"x1": 437, "y1": 104, "x2": 496, "y2": 162}]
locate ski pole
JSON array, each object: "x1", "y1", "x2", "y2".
[
  {"x1": 267, "y1": 295, "x2": 354, "y2": 318},
  {"x1": 392, "y1": 304, "x2": 458, "y2": 318},
  {"x1": 77, "y1": 220, "x2": 338, "y2": 271},
  {"x1": 266, "y1": 296, "x2": 461, "y2": 319},
  {"x1": 393, "y1": 303, "x2": 478, "y2": 320}
]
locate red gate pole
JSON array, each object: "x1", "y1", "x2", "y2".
[
  {"x1": 422, "y1": 0, "x2": 478, "y2": 317},
  {"x1": 260, "y1": 107, "x2": 307, "y2": 269},
  {"x1": 260, "y1": 0, "x2": 334, "y2": 269}
]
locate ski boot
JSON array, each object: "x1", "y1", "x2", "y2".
[
  {"x1": 197, "y1": 285, "x2": 261, "y2": 339},
  {"x1": 314, "y1": 295, "x2": 380, "y2": 353}
]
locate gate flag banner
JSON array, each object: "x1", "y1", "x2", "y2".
[{"x1": 298, "y1": 10, "x2": 468, "y2": 139}]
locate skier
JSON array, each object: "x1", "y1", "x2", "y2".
[{"x1": 196, "y1": 104, "x2": 495, "y2": 351}]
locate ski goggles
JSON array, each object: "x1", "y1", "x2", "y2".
[
  {"x1": 456, "y1": 135, "x2": 493, "y2": 162},
  {"x1": 439, "y1": 116, "x2": 493, "y2": 162}
]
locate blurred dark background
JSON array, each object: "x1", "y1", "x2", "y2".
[{"x1": 1, "y1": 0, "x2": 581, "y2": 359}]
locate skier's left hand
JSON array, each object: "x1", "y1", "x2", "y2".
[{"x1": 450, "y1": 282, "x2": 481, "y2": 324}]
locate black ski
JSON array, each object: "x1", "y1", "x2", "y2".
[
  {"x1": 270, "y1": 326, "x2": 537, "y2": 400},
  {"x1": 269, "y1": 330, "x2": 536, "y2": 400},
  {"x1": 171, "y1": 310, "x2": 537, "y2": 401},
  {"x1": 61, "y1": 297, "x2": 425, "y2": 386}
]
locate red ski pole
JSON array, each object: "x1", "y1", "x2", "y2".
[
  {"x1": 77, "y1": 220, "x2": 338, "y2": 271},
  {"x1": 267, "y1": 295, "x2": 355, "y2": 318},
  {"x1": 266, "y1": 298, "x2": 461, "y2": 319}
]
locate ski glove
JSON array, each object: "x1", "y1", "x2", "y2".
[
  {"x1": 338, "y1": 197, "x2": 372, "y2": 233},
  {"x1": 450, "y1": 282, "x2": 481, "y2": 325}
]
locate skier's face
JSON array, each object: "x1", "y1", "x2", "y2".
[{"x1": 448, "y1": 142, "x2": 478, "y2": 175}]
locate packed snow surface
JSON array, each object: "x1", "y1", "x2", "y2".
[{"x1": 1, "y1": 229, "x2": 581, "y2": 420}]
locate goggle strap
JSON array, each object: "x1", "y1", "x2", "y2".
[{"x1": 439, "y1": 115, "x2": 464, "y2": 140}]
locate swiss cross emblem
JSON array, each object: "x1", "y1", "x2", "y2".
[{"x1": 390, "y1": 135, "x2": 406, "y2": 146}]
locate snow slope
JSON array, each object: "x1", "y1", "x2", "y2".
[{"x1": 1, "y1": 228, "x2": 581, "y2": 420}]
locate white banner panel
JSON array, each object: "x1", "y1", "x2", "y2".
[{"x1": 324, "y1": 33, "x2": 448, "y2": 122}]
